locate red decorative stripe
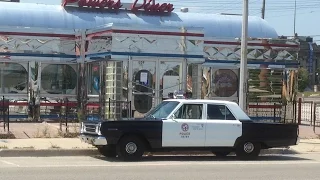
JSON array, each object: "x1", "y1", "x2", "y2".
[
  {"x1": 8, "y1": 102, "x2": 28, "y2": 106},
  {"x1": 204, "y1": 41, "x2": 299, "y2": 48},
  {"x1": 4, "y1": 102, "x2": 281, "y2": 109},
  {"x1": 40, "y1": 102, "x2": 72, "y2": 107},
  {"x1": 112, "y1": 29, "x2": 204, "y2": 37},
  {"x1": 0, "y1": 31, "x2": 75, "y2": 39},
  {"x1": 86, "y1": 30, "x2": 113, "y2": 39},
  {"x1": 38, "y1": 102, "x2": 99, "y2": 107},
  {"x1": 0, "y1": 102, "x2": 28, "y2": 106},
  {"x1": 87, "y1": 103, "x2": 100, "y2": 107},
  {"x1": 248, "y1": 105, "x2": 282, "y2": 109},
  {"x1": 86, "y1": 29, "x2": 204, "y2": 38}
]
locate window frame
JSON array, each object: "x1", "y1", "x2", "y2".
[
  {"x1": 171, "y1": 102, "x2": 205, "y2": 120},
  {"x1": 205, "y1": 103, "x2": 238, "y2": 121}
]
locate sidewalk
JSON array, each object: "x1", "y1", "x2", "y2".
[
  {"x1": 298, "y1": 124, "x2": 320, "y2": 139},
  {"x1": 289, "y1": 139, "x2": 320, "y2": 153},
  {"x1": 0, "y1": 138, "x2": 98, "y2": 157},
  {"x1": 0, "y1": 121, "x2": 80, "y2": 139},
  {"x1": 0, "y1": 138, "x2": 94, "y2": 150}
]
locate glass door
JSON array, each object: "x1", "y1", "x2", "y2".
[
  {"x1": 159, "y1": 61, "x2": 183, "y2": 100},
  {"x1": 131, "y1": 60, "x2": 156, "y2": 117}
]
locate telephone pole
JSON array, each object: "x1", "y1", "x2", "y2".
[
  {"x1": 262, "y1": 0, "x2": 266, "y2": 19},
  {"x1": 294, "y1": 0, "x2": 297, "y2": 35},
  {"x1": 239, "y1": 0, "x2": 249, "y2": 111}
]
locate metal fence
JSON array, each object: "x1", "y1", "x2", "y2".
[
  {"x1": 0, "y1": 97, "x2": 9, "y2": 132},
  {"x1": 247, "y1": 103, "x2": 282, "y2": 122},
  {"x1": 298, "y1": 100, "x2": 313, "y2": 125},
  {"x1": 106, "y1": 98, "x2": 132, "y2": 120},
  {"x1": 0, "y1": 95, "x2": 132, "y2": 134},
  {"x1": 5, "y1": 95, "x2": 316, "y2": 128},
  {"x1": 247, "y1": 101, "x2": 297, "y2": 124},
  {"x1": 298, "y1": 99, "x2": 320, "y2": 129}
]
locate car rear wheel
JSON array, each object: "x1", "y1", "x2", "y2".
[
  {"x1": 235, "y1": 141, "x2": 261, "y2": 160},
  {"x1": 98, "y1": 145, "x2": 117, "y2": 157},
  {"x1": 116, "y1": 135, "x2": 145, "y2": 161}
]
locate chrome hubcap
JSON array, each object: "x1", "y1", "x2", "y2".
[
  {"x1": 125, "y1": 142, "x2": 137, "y2": 154},
  {"x1": 244, "y1": 142, "x2": 254, "y2": 153}
]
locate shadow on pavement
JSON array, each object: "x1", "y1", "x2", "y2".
[{"x1": 94, "y1": 154, "x2": 311, "y2": 162}]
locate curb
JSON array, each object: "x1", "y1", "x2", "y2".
[
  {"x1": 0, "y1": 149, "x2": 99, "y2": 157},
  {"x1": 150, "y1": 148, "x2": 300, "y2": 156},
  {"x1": 0, "y1": 148, "x2": 299, "y2": 157}
]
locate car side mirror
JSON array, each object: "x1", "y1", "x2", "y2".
[{"x1": 171, "y1": 114, "x2": 178, "y2": 122}]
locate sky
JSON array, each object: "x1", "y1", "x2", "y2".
[{"x1": 19, "y1": 0, "x2": 320, "y2": 43}]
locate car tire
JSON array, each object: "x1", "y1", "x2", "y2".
[
  {"x1": 235, "y1": 141, "x2": 261, "y2": 160},
  {"x1": 98, "y1": 145, "x2": 117, "y2": 158},
  {"x1": 116, "y1": 135, "x2": 145, "y2": 161},
  {"x1": 213, "y1": 151, "x2": 230, "y2": 157}
]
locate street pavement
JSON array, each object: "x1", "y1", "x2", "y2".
[
  {"x1": 0, "y1": 154, "x2": 320, "y2": 180},
  {"x1": 1, "y1": 138, "x2": 320, "y2": 156},
  {"x1": 0, "y1": 122, "x2": 319, "y2": 157}
]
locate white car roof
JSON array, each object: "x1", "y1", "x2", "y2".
[
  {"x1": 163, "y1": 98, "x2": 251, "y2": 121},
  {"x1": 164, "y1": 99, "x2": 238, "y2": 105}
]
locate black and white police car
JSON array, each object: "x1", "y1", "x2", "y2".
[{"x1": 80, "y1": 98, "x2": 299, "y2": 161}]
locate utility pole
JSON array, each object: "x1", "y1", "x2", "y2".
[
  {"x1": 294, "y1": 0, "x2": 297, "y2": 35},
  {"x1": 262, "y1": 0, "x2": 266, "y2": 19},
  {"x1": 239, "y1": 0, "x2": 249, "y2": 111}
]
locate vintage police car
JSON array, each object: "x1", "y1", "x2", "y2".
[{"x1": 80, "y1": 99, "x2": 299, "y2": 161}]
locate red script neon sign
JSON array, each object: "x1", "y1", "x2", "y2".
[{"x1": 62, "y1": 0, "x2": 174, "y2": 13}]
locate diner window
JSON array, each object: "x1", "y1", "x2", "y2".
[
  {"x1": 0, "y1": 62, "x2": 28, "y2": 94},
  {"x1": 207, "y1": 104, "x2": 236, "y2": 120},
  {"x1": 41, "y1": 64, "x2": 77, "y2": 94},
  {"x1": 174, "y1": 104, "x2": 203, "y2": 119}
]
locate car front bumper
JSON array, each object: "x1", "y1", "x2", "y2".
[{"x1": 80, "y1": 134, "x2": 107, "y2": 146}]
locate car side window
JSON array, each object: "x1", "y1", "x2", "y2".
[
  {"x1": 207, "y1": 104, "x2": 236, "y2": 120},
  {"x1": 174, "y1": 104, "x2": 203, "y2": 119}
]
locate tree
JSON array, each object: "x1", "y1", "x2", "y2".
[{"x1": 298, "y1": 67, "x2": 309, "y2": 92}]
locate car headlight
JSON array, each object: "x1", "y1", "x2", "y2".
[
  {"x1": 80, "y1": 122, "x2": 84, "y2": 133},
  {"x1": 96, "y1": 123, "x2": 102, "y2": 135}
]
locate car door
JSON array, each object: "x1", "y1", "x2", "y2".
[
  {"x1": 162, "y1": 103, "x2": 206, "y2": 147},
  {"x1": 204, "y1": 103, "x2": 242, "y2": 147}
]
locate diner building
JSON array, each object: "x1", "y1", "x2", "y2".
[{"x1": 0, "y1": 1, "x2": 300, "y2": 120}]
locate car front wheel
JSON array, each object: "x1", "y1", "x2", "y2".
[
  {"x1": 116, "y1": 135, "x2": 145, "y2": 161},
  {"x1": 235, "y1": 141, "x2": 261, "y2": 160}
]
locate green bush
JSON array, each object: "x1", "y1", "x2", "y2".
[{"x1": 298, "y1": 67, "x2": 309, "y2": 92}]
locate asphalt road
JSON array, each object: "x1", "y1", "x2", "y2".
[{"x1": 1, "y1": 154, "x2": 320, "y2": 180}]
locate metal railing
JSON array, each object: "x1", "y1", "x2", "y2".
[
  {"x1": 247, "y1": 100, "x2": 297, "y2": 124},
  {"x1": 312, "y1": 102, "x2": 320, "y2": 132},
  {"x1": 0, "y1": 96, "x2": 9, "y2": 132},
  {"x1": 106, "y1": 98, "x2": 132, "y2": 120},
  {"x1": 297, "y1": 99, "x2": 320, "y2": 132}
]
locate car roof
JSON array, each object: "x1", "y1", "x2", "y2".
[{"x1": 163, "y1": 99, "x2": 238, "y2": 105}]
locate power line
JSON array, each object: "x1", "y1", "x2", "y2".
[{"x1": 170, "y1": 0, "x2": 320, "y2": 19}]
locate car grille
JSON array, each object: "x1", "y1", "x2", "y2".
[{"x1": 84, "y1": 124, "x2": 98, "y2": 134}]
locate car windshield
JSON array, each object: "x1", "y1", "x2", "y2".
[{"x1": 145, "y1": 101, "x2": 180, "y2": 119}]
